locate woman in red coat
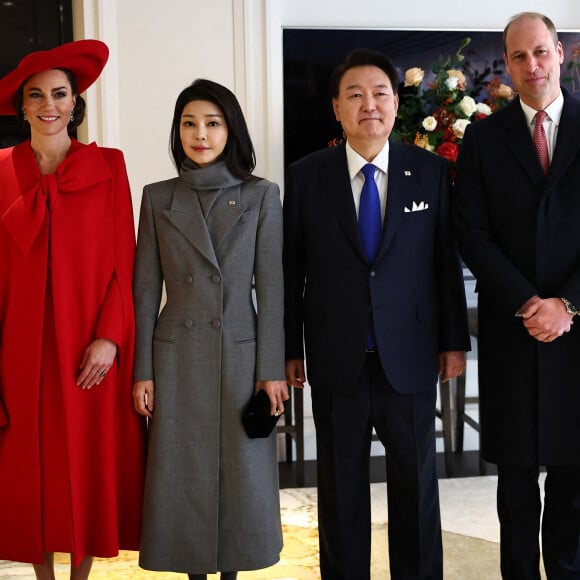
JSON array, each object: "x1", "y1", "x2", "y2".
[{"x1": 0, "y1": 40, "x2": 146, "y2": 579}]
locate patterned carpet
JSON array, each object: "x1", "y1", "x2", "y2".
[
  {"x1": 1, "y1": 476, "x2": 546, "y2": 579},
  {"x1": 0, "y1": 530, "x2": 500, "y2": 580}
]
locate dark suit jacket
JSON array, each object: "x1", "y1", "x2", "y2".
[
  {"x1": 454, "y1": 88, "x2": 580, "y2": 466},
  {"x1": 284, "y1": 140, "x2": 470, "y2": 396}
]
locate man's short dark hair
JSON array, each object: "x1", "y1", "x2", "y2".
[{"x1": 329, "y1": 48, "x2": 399, "y2": 98}]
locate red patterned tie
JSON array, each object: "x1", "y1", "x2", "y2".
[{"x1": 533, "y1": 110, "x2": 549, "y2": 174}]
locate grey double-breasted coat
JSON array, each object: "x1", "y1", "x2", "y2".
[{"x1": 133, "y1": 161, "x2": 284, "y2": 574}]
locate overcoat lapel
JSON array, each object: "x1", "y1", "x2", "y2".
[
  {"x1": 500, "y1": 100, "x2": 546, "y2": 186},
  {"x1": 206, "y1": 184, "x2": 243, "y2": 250},
  {"x1": 499, "y1": 93, "x2": 580, "y2": 191},
  {"x1": 163, "y1": 180, "x2": 219, "y2": 268},
  {"x1": 550, "y1": 91, "x2": 580, "y2": 181}
]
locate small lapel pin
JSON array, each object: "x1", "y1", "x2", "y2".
[
  {"x1": 404, "y1": 170, "x2": 412, "y2": 176},
  {"x1": 228, "y1": 200, "x2": 236, "y2": 205}
]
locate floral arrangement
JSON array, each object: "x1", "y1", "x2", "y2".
[
  {"x1": 391, "y1": 38, "x2": 514, "y2": 168},
  {"x1": 563, "y1": 41, "x2": 580, "y2": 94}
]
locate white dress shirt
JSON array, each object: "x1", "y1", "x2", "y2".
[
  {"x1": 520, "y1": 90, "x2": 564, "y2": 161},
  {"x1": 345, "y1": 140, "x2": 389, "y2": 223}
]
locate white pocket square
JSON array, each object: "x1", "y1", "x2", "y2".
[{"x1": 404, "y1": 201, "x2": 429, "y2": 213}]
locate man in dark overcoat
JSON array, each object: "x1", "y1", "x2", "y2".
[
  {"x1": 454, "y1": 11, "x2": 580, "y2": 579},
  {"x1": 284, "y1": 48, "x2": 470, "y2": 579}
]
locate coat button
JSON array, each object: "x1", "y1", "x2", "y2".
[
  {"x1": 186, "y1": 275, "x2": 193, "y2": 284},
  {"x1": 211, "y1": 319, "x2": 221, "y2": 328},
  {"x1": 184, "y1": 319, "x2": 193, "y2": 328},
  {"x1": 211, "y1": 274, "x2": 222, "y2": 284}
]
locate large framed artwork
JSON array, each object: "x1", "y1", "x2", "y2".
[{"x1": 283, "y1": 28, "x2": 580, "y2": 169}]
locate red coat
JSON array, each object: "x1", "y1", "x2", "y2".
[{"x1": 0, "y1": 140, "x2": 146, "y2": 564}]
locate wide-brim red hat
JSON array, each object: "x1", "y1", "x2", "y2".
[{"x1": 0, "y1": 39, "x2": 109, "y2": 115}]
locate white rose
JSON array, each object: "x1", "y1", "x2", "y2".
[
  {"x1": 452, "y1": 118, "x2": 471, "y2": 138},
  {"x1": 447, "y1": 69, "x2": 467, "y2": 90},
  {"x1": 458, "y1": 96, "x2": 477, "y2": 117},
  {"x1": 476, "y1": 102, "x2": 492, "y2": 116},
  {"x1": 422, "y1": 116, "x2": 438, "y2": 132},
  {"x1": 445, "y1": 76, "x2": 459, "y2": 91}
]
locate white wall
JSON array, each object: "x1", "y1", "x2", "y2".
[
  {"x1": 79, "y1": 0, "x2": 580, "y2": 216},
  {"x1": 74, "y1": 0, "x2": 579, "y2": 460},
  {"x1": 74, "y1": 0, "x2": 240, "y2": 220}
]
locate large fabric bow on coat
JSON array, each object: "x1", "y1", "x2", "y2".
[{"x1": 1, "y1": 141, "x2": 111, "y2": 255}]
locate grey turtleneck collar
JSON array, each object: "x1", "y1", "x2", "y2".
[
  {"x1": 179, "y1": 159, "x2": 243, "y2": 191},
  {"x1": 179, "y1": 160, "x2": 245, "y2": 219}
]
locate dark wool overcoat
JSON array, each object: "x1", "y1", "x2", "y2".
[{"x1": 455, "y1": 89, "x2": 580, "y2": 466}]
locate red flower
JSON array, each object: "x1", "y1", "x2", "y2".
[
  {"x1": 432, "y1": 107, "x2": 460, "y2": 143},
  {"x1": 436, "y1": 141, "x2": 459, "y2": 163}
]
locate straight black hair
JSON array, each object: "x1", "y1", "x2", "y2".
[
  {"x1": 329, "y1": 48, "x2": 399, "y2": 99},
  {"x1": 170, "y1": 78, "x2": 256, "y2": 180}
]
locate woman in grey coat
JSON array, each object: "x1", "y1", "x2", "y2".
[{"x1": 132, "y1": 79, "x2": 289, "y2": 580}]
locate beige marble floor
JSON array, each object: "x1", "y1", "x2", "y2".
[{"x1": 0, "y1": 475, "x2": 546, "y2": 579}]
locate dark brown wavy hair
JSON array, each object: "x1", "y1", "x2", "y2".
[{"x1": 14, "y1": 67, "x2": 85, "y2": 136}]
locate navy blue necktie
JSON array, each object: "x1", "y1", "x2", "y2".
[
  {"x1": 359, "y1": 164, "x2": 382, "y2": 263},
  {"x1": 359, "y1": 163, "x2": 382, "y2": 349}
]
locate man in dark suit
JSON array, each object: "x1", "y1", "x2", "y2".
[
  {"x1": 454, "y1": 12, "x2": 580, "y2": 580},
  {"x1": 283, "y1": 49, "x2": 470, "y2": 580}
]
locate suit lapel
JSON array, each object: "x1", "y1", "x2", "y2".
[
  {"x1": 163, "y1": 179, "x2": 219, "y2": 268},
  {"x1": 322, "y1": 142, "x2": 415, "y2": 264},
  {"x1": 376, "y1": 142, "x2": 408, "y2": 261},
  {"x1": 322, "y1": 145, "x2": 368, "y2": 261}
]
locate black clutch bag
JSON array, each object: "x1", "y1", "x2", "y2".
[
  {"x1": 0, "y1": 397, "x2": 9, "y2": 429},
  {"x1": 242, "y1": 389, "x2": 283, "y2": 438}
]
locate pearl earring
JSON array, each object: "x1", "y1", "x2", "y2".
[
  {"x1": 22, "y1": 109, "x2": 28, "y2": 122},
  {"x1": 70, "y1": 111, "x2": 75, "y2": 123}
]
